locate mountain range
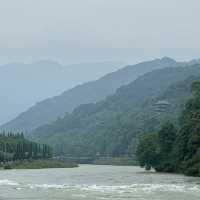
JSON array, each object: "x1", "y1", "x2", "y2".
[
  {"x1": 1, "y1": 57, "x2": 181, "y2": 131},
  {"x1": 30, "y1": 62, "x2": 200, "y2": 157}
]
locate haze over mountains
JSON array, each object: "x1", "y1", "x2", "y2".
[
  {"x1": 0, "y1": 61, "x2": 123, "y2": 125},
  {"x1": 1, "y1": 57, "x2": 181, "y2": 131}
]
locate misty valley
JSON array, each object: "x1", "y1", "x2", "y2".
[
  {"x1": 1, "y1": 57, "x2": 200, "y2": 199},
  {"x1": 1, "y1": 1, "x2": 200, "y2": 199}
]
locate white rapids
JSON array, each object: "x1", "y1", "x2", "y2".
[{"x1": 0, "y1": 165, "x2": 200, "y2": 200}]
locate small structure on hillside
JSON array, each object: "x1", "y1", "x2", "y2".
[{"x1": 153, "y1": 100, "x2": 171, "y2": 113}]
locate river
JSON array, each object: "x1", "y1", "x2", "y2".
[{"x1": 0, "y1": 165, "x2": 200, "y2": 200}]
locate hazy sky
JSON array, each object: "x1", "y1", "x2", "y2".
[{"x1": 0, "y1": 0, "x2": 199, "y2": 64}]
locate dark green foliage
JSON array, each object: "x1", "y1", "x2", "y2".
[
  {"x1": 136, "y1": 133, "x2": 158, "y2": 170},
  {"x1": 0, "y1": 132, "x2": 52, "y2": 162},
  {"x1": 136, "y1": 123, "x2": 177, "y2": 172},
  {"x1": 4, "y1": 164, "x2": 12, "y2": 169},
  {"x1": 175, "y1": 81, "x2": 200, "y2": 175},
  {"x1": 137, "y1": 81, "x2": 200, "y2": 176},
  {"x1": 157, "y1": 122, "x2": 177, "y2": 158}
]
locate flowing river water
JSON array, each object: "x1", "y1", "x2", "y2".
[{"x1": 0, "y1": 165, "x2": 200, "y2": 200}]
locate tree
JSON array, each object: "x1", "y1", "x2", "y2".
[
  {"x1": 136, "y1": 133, "x2": 158, "y2": 170},
  {"x1": 137, "y1": 81, "x2": 200, "y2": 176},
  {"x1": 174, "y1": 81, "x2": 200, "y2": 175},
  {"x1": 157, "y1": 122, "x2": 177, "y2": 158}
]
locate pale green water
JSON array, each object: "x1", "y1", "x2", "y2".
[{"x1": 0, "y1": 165, "x2": 200, "y2": 200}]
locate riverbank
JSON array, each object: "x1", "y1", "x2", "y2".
[
  {"x1": 60, "y1": 156, "x2": 138, "y2": 166},
  {"x1": 2, "y1": 159, "x2": 78, "y2": 169},
  {"x1": 93, "y1": 157, "x2": 139, "y2": 166}
]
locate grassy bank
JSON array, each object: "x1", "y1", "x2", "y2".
[{"x1": 3, "y1": 159, "x2": 78, "y2": 169}]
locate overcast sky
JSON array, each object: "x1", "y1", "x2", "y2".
[{"x1": 0, "y1": 0, "x2": 199, "y2": 65}]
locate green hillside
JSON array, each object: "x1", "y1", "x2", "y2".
[{"x1": 31, "y1": 64, "x2": 200, "y2": 157}]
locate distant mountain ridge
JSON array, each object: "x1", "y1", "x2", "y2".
[
  {"x1": 0, "y1": 61, "x2": 123, "y2": 125},
  {"x1": 1, "y1": 57, "x2": 181, "y2": 131}
]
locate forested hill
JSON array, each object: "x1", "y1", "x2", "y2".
[
  {"x1": 1, "y1": 57, "x2": 178, "y2": 131},
  {"x1": 31, "y1": 64, "x2": 200, "y2": 157},
  {"x1": 137, "y1": 80, "x2": 200, "y2": 176}
]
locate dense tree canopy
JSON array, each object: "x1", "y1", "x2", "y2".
[
  {"x1": 137, "y1": 81, "x2": 200, "y2": 176},
  {"x1": 136, "y1": 133, "x2": 158, "y2": 170}
]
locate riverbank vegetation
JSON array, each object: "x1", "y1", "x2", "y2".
[
  {"x1": 0, "y1": 132, "x2": 78, "y2": 169},
  {"x1": 0, "y1": 132, "x2": 52, "y2": 162},
  {"x1": 137, "y1": 81, "x2": 200, "y2": 176},
  {"x1": 2, "y1": 159, "x2": 78, "y2": 169}
]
